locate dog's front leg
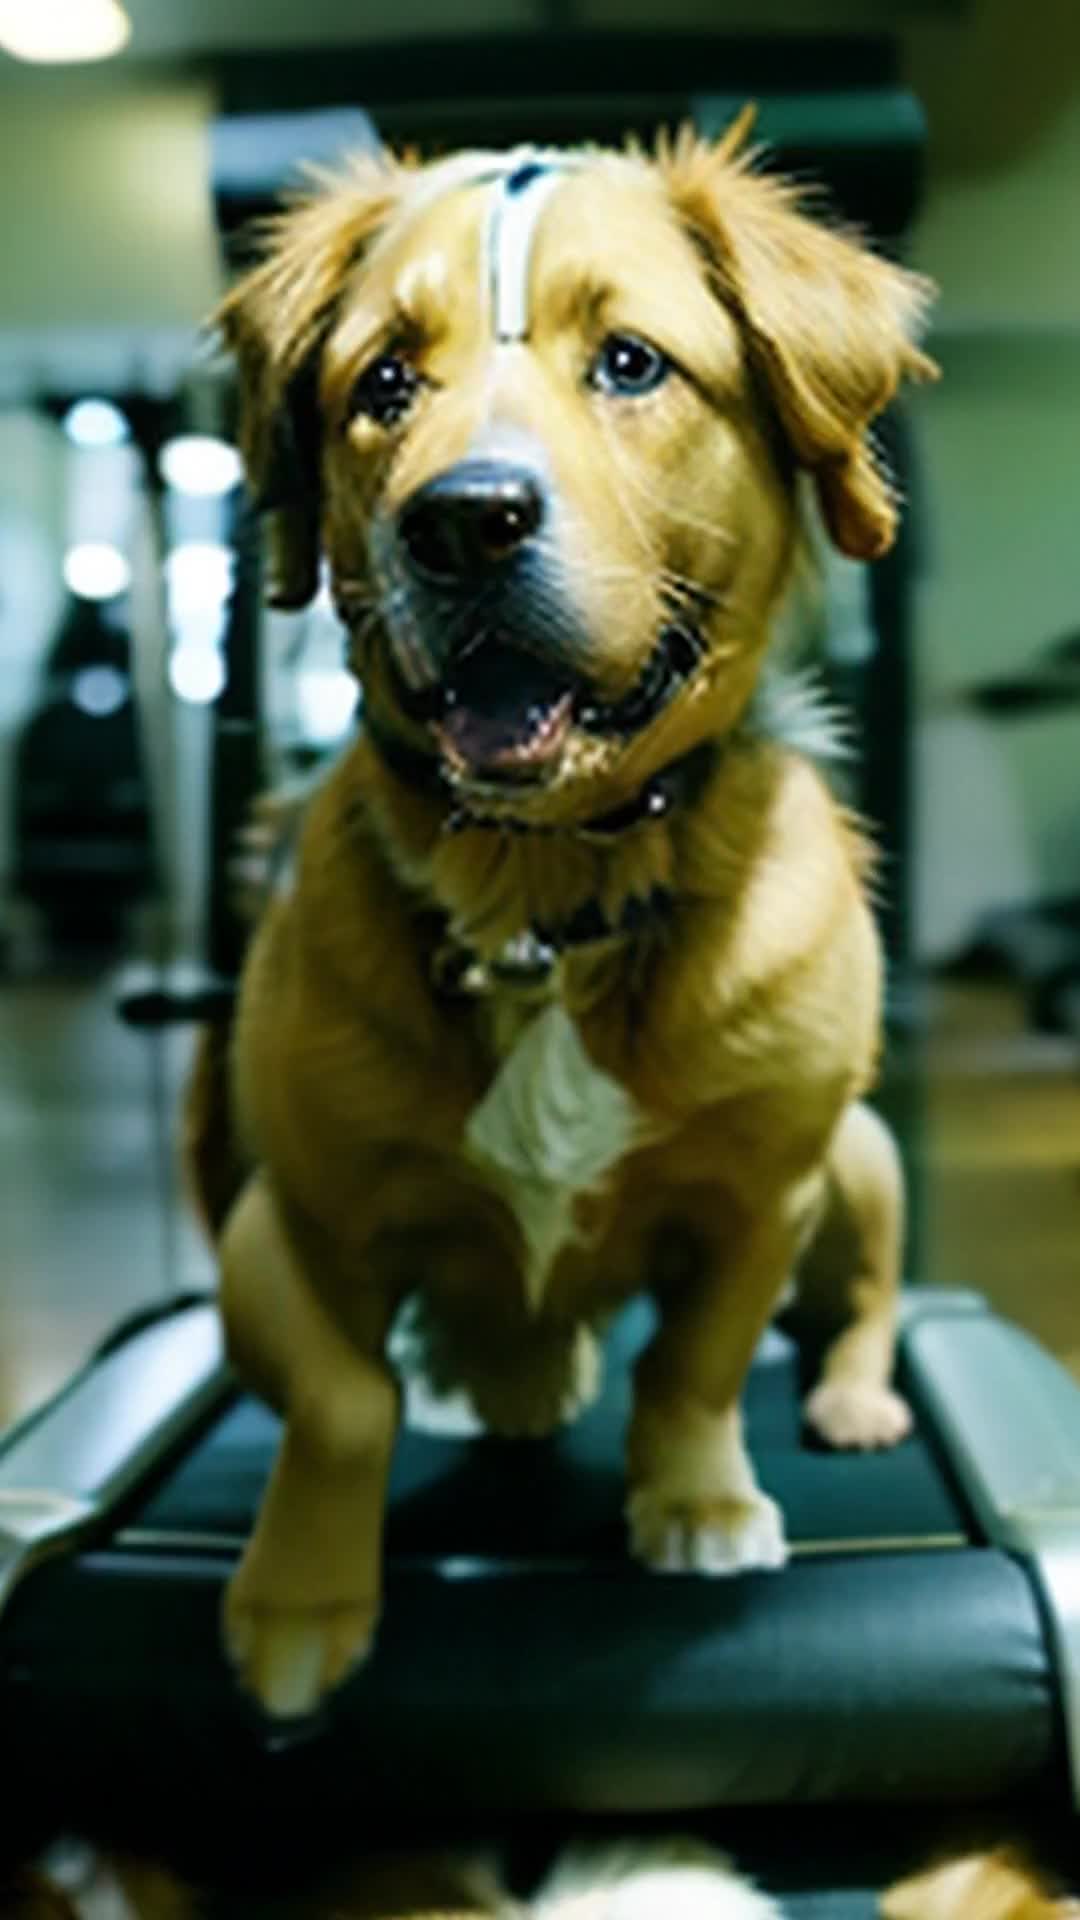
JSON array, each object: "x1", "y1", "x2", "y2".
[
  {"x1": 627, "y1": 1170, "x2": 824, "y2": 1576},
  {"x1": 801, "y1": 1100, "x2": 913, "y2": 1450},
  {"x1": 218, "y1": 1172, "x2": 402, "y2": 1721}
]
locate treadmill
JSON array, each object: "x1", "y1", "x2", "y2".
[{"x1": 3, "y1": 33, "x2": 1077, "y2": 1915}]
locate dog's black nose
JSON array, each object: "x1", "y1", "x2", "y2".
[{"x1": 397, "y1": 461, "x2": 544, "y2": 586}]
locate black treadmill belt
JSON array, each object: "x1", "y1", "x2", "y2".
[
  {"x1": 0, "y1": 1302, "x2": 1059, "y2": 1838},
  {"x1": 132, "y1": 1309, "x2": 968, "y2": 1557},
  {"x1": 2, "y1": 1545, "x2": 1055, "y2": 1812}
]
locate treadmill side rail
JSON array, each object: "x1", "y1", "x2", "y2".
[
  {"x1": 0, "y1": 1303, "x2": 230, "y2": 1618},
  {"x1": 903, "y1": 1303, "x2": 1080, "y2": 1806}
]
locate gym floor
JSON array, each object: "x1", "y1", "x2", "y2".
[
  {"x1": 923, "y1": 977, "x2": 1080, "y2": 1381},
  {"x1": 0, "y1": 972, "x2": 1077, "y2": 1427},
  {"x1": 0, "y1": 975, "x2": 212, "y2": 1425}
]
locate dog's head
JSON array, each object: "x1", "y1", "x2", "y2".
[{"x1": 220, "y1": 117, "x2": 936, "y2": 826}]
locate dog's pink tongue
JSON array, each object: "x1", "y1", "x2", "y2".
[
  {"x1": 435, "y1": 642, "x2": 573, "y2": 774},
  {"x1": 437, "y1": 697, "x2": 572, "y2": 771}
]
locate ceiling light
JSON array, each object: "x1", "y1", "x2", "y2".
[
  {"x1": 0, "y1": 0, "x2": 131, "y2": 63},
  {"x1": 63, "y1": 398, "x2": 130, "y2": 449},
  {"x1": 70, "y1": 664, "x2": 129, "y2": 718},
  {"x1": 296, "y1": 668, "x2": 359, "y2": 745},
  {"x1": 64, "y1": 542, "x2": 132, "y2": 601},
  {"x1": 159, "y1": 435, "x2": 243, "y2": 498},
  {"x1": 169, "y1": 644, "x2": 227, "y2": 707},
  {"x1": 164, "y1": 541, "x2": 234, "y2": 619}
]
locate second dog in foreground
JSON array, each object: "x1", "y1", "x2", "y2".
[
  {"x1": 185, "y1": 113, "x2": 938, "y2": 1718},
  {"x1": 6, "y1": 1839, "x2": 1076, "y2": 1920}
]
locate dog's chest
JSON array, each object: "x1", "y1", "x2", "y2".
[{"x1": 463, "y1": 990, "x2": 642, "y2": 1307}]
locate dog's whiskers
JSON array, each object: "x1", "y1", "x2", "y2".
[
  {"x1": 562, "y1": 555, "x2": 656, "y2": 599},
  {"x1": 661, "y1": 571, "x2": 724, "y2": 614},
  {"x1": 598, "y1": 418, "x2": 740, "y2": 554},
  {"x1": 594, "y1": 415, "x2": 665, "y2": 574}
]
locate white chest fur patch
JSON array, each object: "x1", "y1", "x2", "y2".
[
  {"x1": 534, "y1": 1840, "x2": 783, "y2": 1920},
  {"x1": 464, "y1": 1003, "x2": 641, "y2": 1308}
]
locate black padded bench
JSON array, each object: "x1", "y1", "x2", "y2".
[{"x1": 1, "y1": 1289, "x2": 1079, "y2": 1912}]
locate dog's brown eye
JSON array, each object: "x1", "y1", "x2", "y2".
[
  {"x1": 591, "y1": 333, "x2": 670, "y2": 398},
  {"x1": 350, "y1": 353, "x2": 419, "y2": 427}
]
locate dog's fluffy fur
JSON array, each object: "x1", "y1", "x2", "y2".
[
  {"x1": 187, "y1": 118, "x2": 938, "y2": 1718},
  {"x1": 6, "y1": 1841, "x2": 1076, "y2": 1920},
  {"x1": 881, "y1": 1851, "x2": 1080, "y2": 1920}
]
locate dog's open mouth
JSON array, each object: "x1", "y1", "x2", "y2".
[
  {"x1": 389, "y1": 617, "x2": 706, "y2": 786},
  {"x1": 434, "y1": 636, "x2": 575, "y2": 780}
]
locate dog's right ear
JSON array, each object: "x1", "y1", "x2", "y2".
[{"x1": 216, "y1": 154, "x2": 404, "y2": 608}]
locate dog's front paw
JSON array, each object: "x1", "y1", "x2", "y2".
[
  {"x1": 804, "y1": 1379, "x2": 913, "y2": 1450},
  {"x1": 224, "y1": 1585, "x2": 375, "y2": 1721},
  {"x1": 627, "y1": 1486, "x2": 788, "y2": 1576}
]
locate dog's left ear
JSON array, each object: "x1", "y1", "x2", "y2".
[
  {"x1": 660, "y1": 114, "x2": 939, "y2": 561},
  {"x1": 215, "y1": 153, "x2": 404, "y2": 606}
]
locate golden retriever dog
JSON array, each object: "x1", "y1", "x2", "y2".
[{"x1": 186, "y1": 112, "x2": 938, "y2": 1719}]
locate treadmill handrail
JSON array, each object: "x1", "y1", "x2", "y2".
[
  {"x1": 903, "y1": 1302, "x2": 1080, "y2": 1808},
  {"x1": 0, "y1": 1302, "x2": 231, "y2": 1618},
  {"x1": 903, "y1": 1311, "x2": 1080, "y2": 1533}
]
